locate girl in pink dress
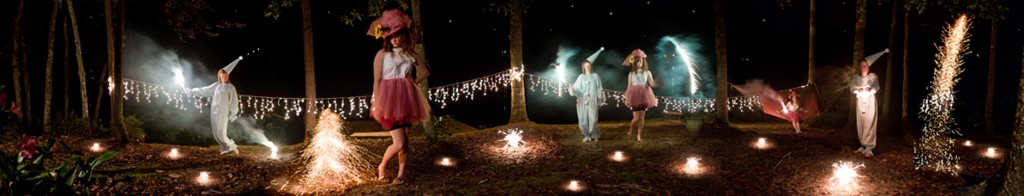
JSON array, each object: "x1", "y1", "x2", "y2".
[
  {"x1": 368, "y1": 9, "x2": 430, "y2": 185},
  {"x1": 622, "y1": 49, "x2": 658, "y2": 141}
]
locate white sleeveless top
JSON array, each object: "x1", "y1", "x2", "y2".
[
  {"x1": 630, "y1": 70, "x2": 650, "y2": 86},
  {"x1": 382, "y1": 48, "x2": 415, "y2": 79}
]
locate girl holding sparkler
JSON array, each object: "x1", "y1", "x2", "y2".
[
  {"x1": 623, "y1": 49, "x2": 657, "y2": 141},
  {"x1": 184, "y1": 56, "x2": 242, "y2": 155},
  {"x1": 851, "y1": 49, "x2": 888, "y2": 157},
  {"x1": 569, "y1": 48, "x2": 605, "y2": 142},
  {"x1": 368, "y1": 9, "x2": 430, "y2": 185}
]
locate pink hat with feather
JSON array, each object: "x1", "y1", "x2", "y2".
[
  {"x1": 367, "y1": 9, "x2": 412, "y2": 39},
  {"x1": 622, "y1": 49, "x2": 647, "y2": 66}
]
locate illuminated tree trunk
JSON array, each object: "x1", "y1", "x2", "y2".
[
  {"x1": 508, "y1": 1, "x2": 529, "y2": 123},
  {"x1": 411, "y1": 0, "x2": 435, "y2": 137},
  {"x1": 104, "y1": 0, "x2": 127, "y2": 140},
  {"x1": 881, "y1": 1, "x2": 897, "y2": 121},
  {"x1": 998, "y1": 45, "x2": 1024, "y2": 195},
  {"x1": 715, "y1": 0, "x2": 728, "y2": 123},
  {"x1": 67, "y1": 0, "x2": 89, "y2": 119},
  {"x1": 9, "y1": 0, "x2": 25, "y2": 129},
  {"x1": 44, "y1": 0, "x2": 62, "y2": 132},
  {"x1": 301, "y1": 0, "x2": 317, "y2": 143},
  {"x1": 92, "y1": 62, "x2": 108, "y2": 122},
  {"x1": 807, "y1": 0, "x2": 815, "y2": 85},
  {"x1": 984, "y1": 19, "x2": 998, "y2": 136}
]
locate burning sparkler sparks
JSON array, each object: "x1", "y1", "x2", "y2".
[
  {"x1": 914, "y1": 14, "x2": 971, "y2": 175},
  {"x1": 665, "y1": 37, "x2": 701, "y2": 95},
  {"x1": 172, "y1": 67, "x2": 186, "y2": 89},
  {"x1": 90, "y1": 143, "x2": 103, "y2": 152},
  {"x1": 828, "y1": 161, "x2": 865, "y2": 194},
  {"x1": 501, "y1": 129, "x2": 526, "y2": 149},
  {"x1": 284, "y1": 110, "x2": 373, "y2": 194},
  {"x1": 196, "y1": 171, "x2": 212, "y2": 185}
]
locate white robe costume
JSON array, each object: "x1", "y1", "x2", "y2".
[
  {"x1": 570, "y1": 73, "x2": 604, "y2": 141},
  {"x1": 186, "y1": 57, "x2": 242, "y2": 154},
  {"x1": 851, "y1": 49, "x2": 886, "y2": 153}
]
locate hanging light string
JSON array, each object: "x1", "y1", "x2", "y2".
[{"x1": 123, "y1": 68, "x2": 783, "y2": 120}]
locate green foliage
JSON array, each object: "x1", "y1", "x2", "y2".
[
  {"x1": 337, "y1": 0, "x2": 410, "y2": 26},
  {"x1": 0, "y1": 137, "x2": 129, "y2": 195},
  {"x1": 264, "y1": 0, "x2": 294, "y2": 20},
  {"x1": 51, "y1": 113, "x2": 106, "y2": 138}
]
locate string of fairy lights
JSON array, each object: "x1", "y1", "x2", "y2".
[{"x1": 122, "y1": 68, "x2": 770, "y2": 120}]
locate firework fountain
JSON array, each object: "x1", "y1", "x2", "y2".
[
  {"x1": 913, "y1": 14, "x2": 972, "y2": 175},
  {"x1": 828, "y1": 161, "x2": 865, "y2": 194},
  {"x1": 283, "y1": 110, "x2": 373, "y2": 194}
]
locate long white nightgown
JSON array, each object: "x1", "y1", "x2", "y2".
[
  {"x1": 570, "y1": 73, "x2": 604, "y2": 140},
  {"x1": 851, "y1": 73, "x2": 879, "y2": 150}
]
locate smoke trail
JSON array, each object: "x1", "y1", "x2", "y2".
[
  {"x1": 234, "y1": 117, "x2": 279, "y2": 158},
  {"x1": 653, "y1": 35, "x2": 712, "y2": 97}
]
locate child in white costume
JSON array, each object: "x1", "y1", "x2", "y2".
[
  {"x1": 570, "y1": 48, "x2": 606, "y2": 142},
  {"x1": 851, "y1": 49, "x2": 888, "y2": 157}
]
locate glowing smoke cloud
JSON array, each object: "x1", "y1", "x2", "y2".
[
  {"x1": 233, "y1": 117, "x2": 280, "y2": 159},
  {"x1": 552, "y1": 46, "x2": 581, "y2": 96}
]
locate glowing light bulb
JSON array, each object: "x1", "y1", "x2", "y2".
[
  {"x1": 985, "y1": 147, "x2": 998, "y2": 158},
  {"x1": 610, "y1": 151, "x2": 627, "y2": 162},
  {"x1": 566, "y1": 180, "x2": 584, "y2": 192},
  {"x1": 169, "y1": 148, "x2": 180, "y2": 159},
  {"x1": 90, "y1": 143, "x2": 102, "y2": 152},
  {"x1": 196, "y1": 171, "x2": 211, "y2": 185},
  {"x1": 755, "y1": 138, "x2": 768, "y2": 149},
  {"x1": 963, "y1": 140, "x2": 973, "y2": 147},
  {"x1": 439, "y1": 157, "x2": 454, "y2": 167}
]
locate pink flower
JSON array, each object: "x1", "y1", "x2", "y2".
[{"x1": 17, "y1": 136, "x2": 37, "y2": 159}]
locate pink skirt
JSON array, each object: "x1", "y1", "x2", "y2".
[
  {"x1": 371, "y1": 78, "x2": 431, "y2": 130},
  {"x1": 624, "y1": 85, "x2": 658, "y2": 111}
]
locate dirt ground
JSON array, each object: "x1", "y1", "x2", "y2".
[{"x1": 2, "y1": 118, "x2": 1007, "y2": 195}]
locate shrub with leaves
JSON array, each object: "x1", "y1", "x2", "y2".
[{"x1": 0, "y1": 136, "x2": 130, "y2": 195}]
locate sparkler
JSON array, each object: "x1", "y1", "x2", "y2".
[
  {"x1": 828, "y1": 161, "x2": 865, "y2": 194},
  {"x1": 914, "y1": 14, "x2": 971, "y2": 175},
  {"x1": 172, "y1": 67, "x2": 186, "y2": 89},
  {"x1": 284, "y1": 110, "x2": 373, "y2": 194},
  {"x1": 665, "y1": 37, "x2": 701, "y2": 95},
  {"x1": 196, "y1": 171, "x2": 212, "y2": 185},
  {"x1": 90, "y1": 143, "x2": 102, "y2": 152},
  {"x1": 501, "y1": 129, "x2": 525, "y2": 149}
]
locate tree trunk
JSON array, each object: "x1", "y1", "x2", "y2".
[
  {"x1": 92, "y1": 62, "x2": 108, "y2": 120},
  {"x1": 881, "y1": 0, "x2": 897, "y2": 123},
  {"x1": 984, "y1": 19, "x2": 998, "y2": 136},
  {"x1": 901, "y1": 9, "x2": 910, "y2": 138},
  {"x1": 44, "y1": 0, "x2": 61, "y2": 133},
  {"x1": 807, "y1": 0, "x2": 815, "y2": 85},
  {"x1": 300, "y1": 0, "x2": 317, "y2": 143},
  {"x1": 847, "y1": 0, "x2": 866, "y2": 131},
  {"x1": 715, "y1": 0, "x2": 728, "y2": 123},
  {"x1": 104, "y1": 0, "x2": 127, "y2": 140},
  {"x1": 411, "y1": 0, "x2": 435, "y2": 137},
  {"x1": 996, "y1": 45, "x2": 1024, "y2": 195},
  {"x1": 9, "y1": 0, "x2": 25, "y2": 130},
  {"x1": 67, "y1": 0, "x2": 88, "y2": 119},
  {"x1": 508, "y1": 1, "x2": 529, "y2": 123},
  {"x1": 63, "y1": 8, "x2": 69, "y2": 113}
]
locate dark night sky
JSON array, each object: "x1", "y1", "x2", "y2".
[{"x1": 2, "y1": 0, "x2": 1024, "y2": 142}]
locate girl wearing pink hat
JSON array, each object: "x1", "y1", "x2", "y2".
[
  {"x1": 623, "y1": 49, "x2": 658, "y2": 141},
  {"x1": 368, "y1": 9, "x2": 430, "y2": 185}
]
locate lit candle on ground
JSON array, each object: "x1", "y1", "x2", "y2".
[
  {"x1": 196, "y1": 171, "x2": 212, "y2": 185},
  {"x1": 963, "y1": 140, "x2": 973, "y2": 147},
  {"x1": 610, "y1": 151, "x2": 627, "y2": 162},
  {"x1": 168, "y1": 148, "x2": 180, "y2": 159},
  {"x1": 566, "y1": 180, "x2": 584, "y2": 192},
  {"x1": 985, "y1": 147, "x2": 998, "y2": 158},
  {"x1": 684, "y1": 157, "x2": 702, "y2": 175},
  {"x1": 754, "y1": 137, "x2": 770, "y2": 149},
  {"x1": 90, "y1": 143, "x2": 102, "y2": 152},
  {"x1": 438, "y1": 157, "x2": 455, "y2": 167}
]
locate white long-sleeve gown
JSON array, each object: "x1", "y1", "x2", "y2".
[
  {"x1": 851, "y1": 73, "x2": 879, "y2": 150},
  {"x1": 570, "y1": 73, "x2": 604, "y2": 140},
  {"x1": 188, "y1": 82, "x2": 240, "y2": 153}
]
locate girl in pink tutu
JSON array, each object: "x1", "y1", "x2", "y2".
[
  {"x1": 622, "y1": 49, "x2": 658, "y2": 141},
  {"x1": 367, "y1": 9, "x2": 430, "y2": 185}
]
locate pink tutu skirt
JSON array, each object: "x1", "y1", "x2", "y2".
[
  {"x1": 624, "y1": 85, "x2": 658, "y2": 111},
  {"x1": 371, "y1": 78, "x2": 431, "y2": 130}
]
